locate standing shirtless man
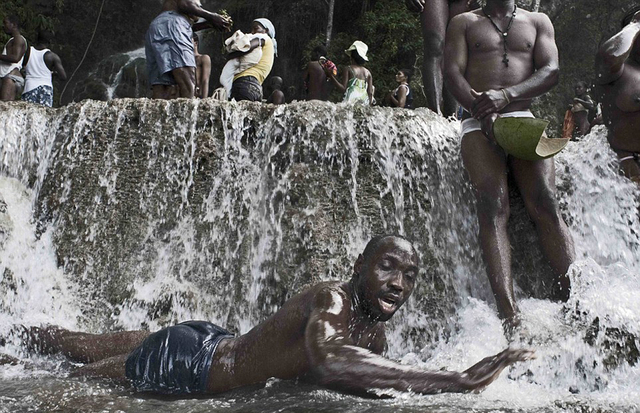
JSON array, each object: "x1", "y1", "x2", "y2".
[
  {"x1": 595, "y1": 7, "x2": 640, "y2": 185},
  {"x1": 146, "y1": 0, "x2": 231, "y2": 99},
  {"x1": 3, "y1": 235, "x2": 533, "y2": 396},
  {"x1": 444, "y1": 0, "x2": 575, "y2": 333}
]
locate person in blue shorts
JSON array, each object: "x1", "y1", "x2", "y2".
[
  {"x1": 146, "y1": 0, "x2": 231, "y2": 99},
  {"x1": 4, "y1": 235, "x2": 533, "y2": 397}
]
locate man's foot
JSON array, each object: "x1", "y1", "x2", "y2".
[{"x1": 503, "y1": 315, "x2": 522, "y2": 342}]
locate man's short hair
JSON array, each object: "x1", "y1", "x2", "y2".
[
  {"x1": 312, "y1": 45, "x2": 327, "y2": 60},
  {"x1": 37, "y1": 29, "x2": 54, "y2": 45},
  {"x1": 361, "y1": 234, "x2": 414, "y2": 263},
  {"x1": 622, "y1": 6, "x2": 640, "y2": 28}
]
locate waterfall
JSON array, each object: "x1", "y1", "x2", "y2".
[{"x1": 0, "y1": 100, "x2": 638, "y2": 411}]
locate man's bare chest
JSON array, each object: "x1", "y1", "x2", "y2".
[{"x1": 467, "y1": 19, "x2": 536, "y2": 56}]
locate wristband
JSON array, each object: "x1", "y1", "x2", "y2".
[{"x1": 501, "y1": 88, "x2": 511, "y2": 104}]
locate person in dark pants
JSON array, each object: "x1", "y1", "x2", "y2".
[
  {"x1": 3, "y1": 235, "x2": 533, "y2": 397},
  {"x1": 145, "y1": 0, "x2": 231, "y2": 99}
]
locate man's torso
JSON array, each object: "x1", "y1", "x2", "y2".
[
  {"x1": 464, "y1": 8, "x2": 541, "y2": 111},
  {"x1": 601, "y1": 61, "x2": 640, "y2": 152},
  {"x1": 206, "y1": 281, "x2": 384, "y2": 393},
  {"x1": 306, "y1": 61, "x2": 327, "y2": 99}
]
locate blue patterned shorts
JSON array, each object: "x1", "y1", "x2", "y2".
[{"x1": 22, "y1": 85, "x2": 54, "y2": 107}]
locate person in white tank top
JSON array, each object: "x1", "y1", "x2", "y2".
[
  {"x1": 21, "y1": 30, "x2": 67, "y2": 107},
  {"x1": 0, "y1": 15, "x2": 27, "y2": 101}
]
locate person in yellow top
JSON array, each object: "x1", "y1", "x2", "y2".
[{"x1": 230, "y1": 18, "x2": 277, "y2": 101}]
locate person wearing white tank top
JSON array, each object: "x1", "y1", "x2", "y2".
[
  {"x1": 21, "y1": 30, "x2": 67, "y2": 107},
  {"x1": 0, "y1": 15, "x2": 27, "y2": 101}
]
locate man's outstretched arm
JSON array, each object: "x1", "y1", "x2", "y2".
[
  {"x1": 304, "y1": 287, "x2": 534, "y2": 396},
  {"x1": 595, "y1": 10, "x2": 640, "y2": 85},
  {"x1": 471, "y1": 13, "x2": 560, "y2": 120}
]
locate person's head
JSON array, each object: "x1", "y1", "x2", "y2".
[
  {"x1": 2, "y1": 15, "x2": 20, "y2": 35},
  {"x1": 252, "y1": 18, "x2": 278, "y2": 57},
  {"x1": 352, "y1": 235, "x2": 419, "y2": 322},
  {"x1": 574, "y1": 81, "x2": 587, "y2": 96},
  {"x1": 345, "y1": 41, "x2": 369, "y2": 66},
  {"x1": 270, "y1": 76, "x2": 283, "y2": 91},
  {"x1": 396, "y1": 69, "x2": 412, "y2": 84},
  {"x1": 621, "y1": 6, "x2": 640, "y2": 28},
  {"x1": 192, "y1": 33, "x2": 200, "y2": 51},
  {"x1": 36, "y1": 29, "x2": 54, "y2": 46},
  {"x1": 312, "y1": 45, "x2": 327, "y2": 61}
]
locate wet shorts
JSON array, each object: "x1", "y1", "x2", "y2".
[
  {"x1": 1, "y1": 74, "x2": 25, "y2": 92},
  {"x1": 125, "y1": 321, "x2": 233, "y2": 394},
  {"x1": 145, "y1": 11, "x2": 196, "y2": 86},
  {"x1": 460, "y1": 110, "x2": 534, "y2": 136},
  {"x1": 22, "y1": 85, "x2": 53, "y2": 107},
  {"x1": 231, "y1": 75, "x2": 263, "y2": 102}
]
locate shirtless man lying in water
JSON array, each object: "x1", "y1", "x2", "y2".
[
  {"x1": 1, "y1": 235, "x2": 533, "y2": 397},
  {"x1": 596, "y1": 7, "x2": 640, "y2": 186}
]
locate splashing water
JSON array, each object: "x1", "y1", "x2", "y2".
[{"x1": 0, "y1": 100, "x2": 638, "y2": 412}]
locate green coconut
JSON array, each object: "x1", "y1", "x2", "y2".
[{"x1": 493, "y1": 117, "x2": 569, "y2": 161}]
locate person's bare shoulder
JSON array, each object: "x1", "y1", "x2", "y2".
[
  {"x1": 305, "y1": 281, "x2": 351, "y2": 312},
  {"x1": 525, "y1": 8, "x2": 554, "y2": 30}
]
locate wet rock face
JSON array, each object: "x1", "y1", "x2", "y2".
[
  {"x1": 1, "y1": 100, "x2": 467, "y2": 337},
  {"x1": 0, "y1": 196, "x2": 12, "y2": 250},
  {"x1": 0, "y1": 99, "x2": 563, "y2": 341}
]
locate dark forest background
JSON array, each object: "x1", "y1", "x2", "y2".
[{"x1": 1, "y1": 0, "x2": 637, "y2": 129}]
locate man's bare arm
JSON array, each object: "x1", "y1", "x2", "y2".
[
  {"x1": 0, "y1": 37, "x2": 26, "y2": 64},
  {"x1": 472, "y1": 13, "x2": 559, "y2": 119},
  {"x1": 45, "y1": 52, "x2": 67, "y2": 81},
  {"x1": 304, "y1": 287, "x2": 533, "y2": 396},
  {"x1": 595, "y1": 11, "x2": 640, "y2": 85},
  {"x1": 199, "y1": 55, "x2": 211, "y2": 98},
  {"x1": 177, "y1": 0, "x2": 232, "y2": 31},
  {"x1": 444, "y1": 14, "x2": 475, "y2": 111}
]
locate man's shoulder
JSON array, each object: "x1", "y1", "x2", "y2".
[{"x1": 306, "y1": 281, "x2": 350, "y2": 308}]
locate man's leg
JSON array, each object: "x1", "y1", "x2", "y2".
[
  {"x1": 510, "y1": 157, "x2": 575, "y2": 301},
  {"x1": 70, "y1": 353, "x2": 129, "y2": 382},
  {"x1": 462, "y1": 132, "x2": 519, "y2": 323},
  {"x1": 172, "y1": 67, "x2": 196, "y2": 98},
  {"x1": 20, "y1": 325, "x2": 149, "y2": 364},
  {"x1": 420, "y1": 0, "x2": 449, "y2": 115},
  {"x1": 0, "y1": 77, "x2": 17, "y2": 101}
]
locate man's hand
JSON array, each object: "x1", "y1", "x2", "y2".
[
  {"x1": 480, "y1": 113, "x2": 499, "y2": 142},
  {"x1": 208, "y1": 13, "x2": 232, "y2": 31},
  {"x1": 470, "y1": 89, "x2": 509, "y2": 119},
  {"x1": 404, "y1": 0, "x2": 426, "y2": 13},
  {"x1": 462, "y1": 348, "x2": 535, "y2": 392}
]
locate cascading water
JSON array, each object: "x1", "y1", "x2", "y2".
[{"x1": 0, "y1": 99, "x2": 638, "y2": 412}]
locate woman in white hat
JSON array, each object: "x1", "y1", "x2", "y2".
[{"x1": 325, "y1": 40, "x2": 373, "y2": 104}]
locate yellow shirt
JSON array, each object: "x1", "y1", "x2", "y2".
[{"x1": 234, "y1": 37, "x2": 274, "y2": 85}]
